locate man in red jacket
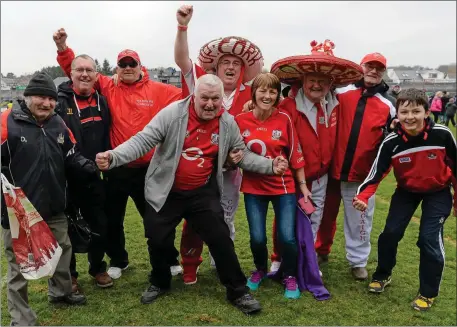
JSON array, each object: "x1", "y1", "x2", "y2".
[
  {"x1": 268, "y1": 40, "x2": 363, "y2": 273},
  {"x1": 174, "y1": 5, "x2": 264, "y2": 284},
  {"x1": 53, "y1": 28, "x2": 183, "y2": 280},
  {"x1": 315, "y1": 53, "x2": 396, "y2": 280}
]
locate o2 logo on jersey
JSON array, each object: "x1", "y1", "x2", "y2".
[
  {"x1": 246, "y1": 139, "x2": 269, "y2": 158},
  {"x1": 182, "y1": 147, "x2": 205, "y2": 167}
]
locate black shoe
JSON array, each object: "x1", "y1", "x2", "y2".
[
  {"x1": 141, "y1": 284, "x2": 168, "y2": 304},
  {"x1": 230, "y1": 293, "x2": 262, "y2": 315},
  {"x1": 317, "y1": 254, "x2": 329, "y2": 265},
  {"x1": 48, "y1": 293, "x2": 87, "y2": 305}
]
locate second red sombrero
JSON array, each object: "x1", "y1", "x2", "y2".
[{"x1": 271, "y1": 40, "x2": 363, "y2": 87}]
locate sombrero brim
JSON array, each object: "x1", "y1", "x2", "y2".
[
  {"x1": 271, "y1": 54, "x2": 363, "y2": 87},
  {"x1": 198, "y1": 36, "x2": 264, "y2": 83}
]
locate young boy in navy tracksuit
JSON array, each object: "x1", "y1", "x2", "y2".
[{"x1": 353, "y1": 88, "x2": 456, "y2": 312}]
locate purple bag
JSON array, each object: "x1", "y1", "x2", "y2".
[{"x1": 269, "y1": 196, "x2": 331, "y2": 301}]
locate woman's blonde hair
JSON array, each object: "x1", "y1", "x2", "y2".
[{"x1": 435, "y1": 91, "x2": 443, "y2": 97}]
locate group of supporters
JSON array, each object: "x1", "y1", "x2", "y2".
[{"x1": 1, "y1": 4, "x2": 456, "y2": 326}]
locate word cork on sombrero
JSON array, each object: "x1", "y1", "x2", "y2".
[
  {"x1": 198, "y1": 36, "x2": 264, "y2": 83},
  {"x1": 271, "y1": 39, "x2": 363, "y2": 87}
]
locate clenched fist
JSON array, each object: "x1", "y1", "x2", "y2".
[
  {"x1": 95, "y1": 151, "x2": 111, "y2": 171},
  {"x1": 272, "y1": 155, "x2": 288, "y2": 175},
  {"x1": 177, "y1": 5, "x2": 193, "y2": 26},
  {"x1": 53, "y1": 28, "x2": 68, "y2": 51}
]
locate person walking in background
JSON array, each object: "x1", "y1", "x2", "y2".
[
  {"x1": 444, "y1": 97, "x2": 457, "y2": 127},
  {"x1": 429, "y1": 91, "x2": 443, "y2": 122}
]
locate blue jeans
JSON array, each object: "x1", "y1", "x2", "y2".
[{"x1": 244, "y1": 193, "x2": 298, "y2": 277}]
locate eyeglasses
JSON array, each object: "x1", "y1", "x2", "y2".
[
  {"x1": 72, "y1": 68, "x2": 96, "y2": 74},
  {"x1": 363, "y1": 63, "x2": 386, "y2": 73},
  {"x1": 118, "y1": 61, "x2": 138, "y2": 68}
]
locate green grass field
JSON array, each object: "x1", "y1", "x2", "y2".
[{"x1": 1, "y1": 127, "x2": 456, "y2": 326}]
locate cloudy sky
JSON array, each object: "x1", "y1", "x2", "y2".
[{"x1": 1, "y1": 1, "x2": 455, "y2": 76}]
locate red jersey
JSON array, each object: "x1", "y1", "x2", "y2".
[
  {"x1": 181, "y1": 63, "x2": 252, "y2": 117},
  {"x1": 173, "y1": 102, "x2": 222, "y2": 191},
  {"x1": 235, "y1": 110, "x2": 305, "y2": 195}
]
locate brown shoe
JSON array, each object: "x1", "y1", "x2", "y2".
[
  {"x1": 351, "y1": 267, "x2": 368, "y2": 280},
  {"x1": 317, "y1": 254, "x2": 329, "y2": 265},
  {"x1": 95, "y1": 272, "x2": 114, "y2": 288},
  {"x1": 71, "y1": 276, "x2": 81, "y2": 294}
]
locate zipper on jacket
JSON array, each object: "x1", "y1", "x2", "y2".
[{"x1": 40, "y1": 126, "x2": 49, "y2": 198}]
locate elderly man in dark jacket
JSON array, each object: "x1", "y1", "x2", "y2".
[{"x1": 1, "y1": 73, "x2": 98, "y2": 326}]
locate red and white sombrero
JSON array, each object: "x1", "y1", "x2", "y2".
[
  {"x1": 271, "y1": 40, "x2": 363, "y2": 87},
  {"x1": 198, "y1": 36, "x2": 264, "y2": 83}
]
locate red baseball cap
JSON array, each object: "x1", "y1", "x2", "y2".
[
  {"x1": 117, "y1": 49, "x2": 141, "y2": 64},
  {"x1": 360, "y1": 52, "x2": 387, "y2": 68}
]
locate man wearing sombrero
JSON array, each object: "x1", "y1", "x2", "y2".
[
  {"x1": 315, "y1": 52, "x2": 396, "y2": 280},
  {"x1": 174, "y1": 4, "x2": 264, "y2": 284},
  {"x1": 268, "y1": 40, "x2": 363, "y2": 274}
]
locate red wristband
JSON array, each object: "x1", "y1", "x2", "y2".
[{"x1": 178, "y1": 24, "x2": 188, "y2": 31}]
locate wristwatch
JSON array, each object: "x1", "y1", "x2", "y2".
[{"x1": 299, "y1": 180, "x2": 306, "y2": 185}]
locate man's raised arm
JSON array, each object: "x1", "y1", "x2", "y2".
[
  {"x1": 53, "y1": 28, "x2": 107, "y2": 91},
  {"x1": 174, "y1": 5, "x2": 193, "y2": 75}
]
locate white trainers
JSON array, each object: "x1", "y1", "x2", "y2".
[
  {"x1": 107, "y1": 265, "x2": 128, "y2": 280},
  {"x1": 170, "y1": 265, "x2": 183, "y2": 276},
  {"x1": 270, "y1": 261, "x2": 281, "y2": 273}
]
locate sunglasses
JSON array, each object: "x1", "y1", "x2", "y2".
[{"x1": 118, "y1": 60, "x2": 138, "y2": 69}]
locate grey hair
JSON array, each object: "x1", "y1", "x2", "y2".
[
  {"x1": 71, "y1": 54, "x2": 96, "y2": 70},
  {"x1": 24, "y1": 96, "x2": 33, "y2": 108},
  {"x1": 195, "y1": 74, "x2": 224, "y2": 97}
]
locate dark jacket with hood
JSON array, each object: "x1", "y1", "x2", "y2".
[{"x1": 1, "y1": 103, "x2": 99, "y2": 228}]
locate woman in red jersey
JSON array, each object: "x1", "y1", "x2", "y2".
[{"x1": 234, "y1": 73, "x2": 310, "y2": 299}]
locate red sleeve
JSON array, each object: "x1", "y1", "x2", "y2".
[
  {"x1": 164, "y1": 84, "x2": 184, "y2": 106},
  {"x1": 1, "y1": 109, "x2": 11, "y2": 145},
  {"x1": 286, "y1": 113, "x2": 305, "y2": 170},
  {"x1": 67, "y1": 127, "x2": 77, "y2": 144},
  {"x1": 181, "y1": 63, "x2": 206, "y2": 97},
  {"x1": 56, "y1": 47, "x2": 75, "y2": 77}
]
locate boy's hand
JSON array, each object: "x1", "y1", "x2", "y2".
[{"x1": 353, "y1": 197, "x2": 367, "y2": 212}]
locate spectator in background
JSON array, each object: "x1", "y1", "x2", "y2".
[
  {"x1": 440, "y1": 91, "x2": 450, "y2": 123},
  {"x1": 445, "y1": 97, "x2": 457, "y2": 127},
  {"x1": 390, "y1": 84, "x2": 401, "y2": 99},
  {"x1": 429, "y1": 91, "x2": 443, "y2": 122}
]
